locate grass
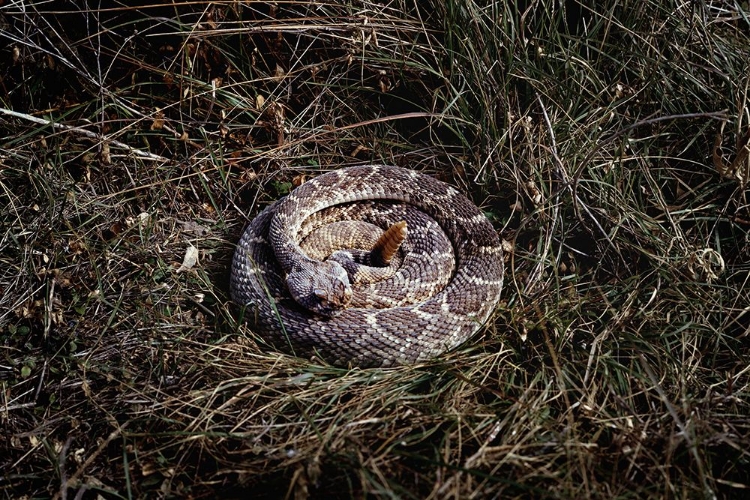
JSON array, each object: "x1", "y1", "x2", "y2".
[{"x1": 1, "y1": 0, "x2": 749, "y2": 498}]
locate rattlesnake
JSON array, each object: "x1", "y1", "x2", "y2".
[{"x1": 230, "y1": 165, "x2": 504, "y2": 367}]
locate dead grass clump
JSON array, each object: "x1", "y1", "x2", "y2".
[{"x1": 1, "y1": 0, "x2": 749, "y2": 498}]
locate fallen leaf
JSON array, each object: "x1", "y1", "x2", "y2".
[{"x1": 176, "y1": 244, "x2": 199, "y2": 273}]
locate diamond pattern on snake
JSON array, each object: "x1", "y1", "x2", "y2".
[{"x1": 230, "y1": 165, "x2": 503, "y2": 367}]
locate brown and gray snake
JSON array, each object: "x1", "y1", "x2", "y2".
[{"x1": 230, "y1": 165, "x2": 504, "y2": 367}]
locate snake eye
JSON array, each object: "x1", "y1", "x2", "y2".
[{"x1": 313, "y1": 288, "x2": 327, "y2": 300}]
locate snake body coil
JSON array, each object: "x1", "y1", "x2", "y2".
[{"x1": 230, "y1": 165, "x2": 503, "y2": 367}]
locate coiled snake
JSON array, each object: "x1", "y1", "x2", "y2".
[{"x1": 230, "y1": 165, "x2": 503, "y2": 367}]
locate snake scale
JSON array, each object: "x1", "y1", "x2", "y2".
[{"x1": 230, "y1": 165, "x2": 504, "y2": 367}]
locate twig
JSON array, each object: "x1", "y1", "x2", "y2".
[
  {"x1": 52, "y1": 424, "x2": 127, "y2": 500},
  {"x1": 0, "y1": 107, "x2": 170, "y2": 162}
]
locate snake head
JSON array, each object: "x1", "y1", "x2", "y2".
[{"x1": 285, "y1": 260, "x2": 353, "y2": 317}]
